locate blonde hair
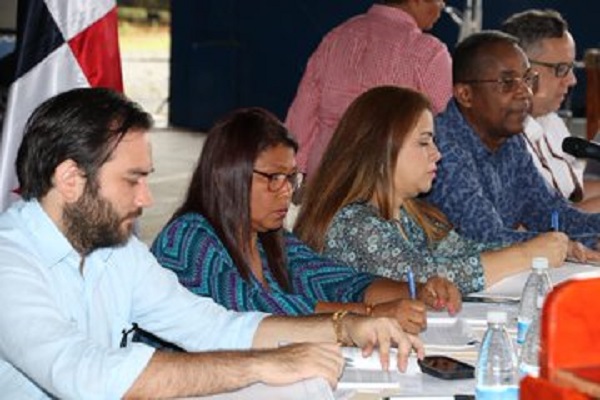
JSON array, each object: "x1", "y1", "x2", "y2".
[{"x1": 294, "y1": 86, "x2": 451, "y2": 252}]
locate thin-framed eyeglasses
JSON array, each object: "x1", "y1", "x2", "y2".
[
  {"x1": 459, "y1": 68, "x2": 539, "y2": 94},
  {"x1": 253, "y1": 169, "x2": 303, "y2": 192},
  {"x1": 529, "y1": 59, "x2": 575, "y2": 78}
]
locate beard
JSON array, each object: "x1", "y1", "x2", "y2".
[{"x1": 63, "y1": 183, "x2": 141, "y2": 255}]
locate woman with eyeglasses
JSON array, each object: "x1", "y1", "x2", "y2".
[
  {"x1": 294, "y1": 86, "x2": 568, "y2": 294},
  {"x1": 150, "y1": 107, "x2": 461, "y2": 335}
]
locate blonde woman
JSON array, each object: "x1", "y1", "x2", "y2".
[{"x1": 294, "y1": 86, "x2": 568, "y2": 294}]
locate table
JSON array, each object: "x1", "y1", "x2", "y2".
[{"x1": 337, "y1": 301, "x2": 520, "y2": 399}]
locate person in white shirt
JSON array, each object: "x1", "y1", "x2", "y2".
[
  {"x1": 502, "y1": 9, "x2": 600, "y2": 211},
  {"x1": 0, "y1": 87, "x2": 423, "y2": 399}
]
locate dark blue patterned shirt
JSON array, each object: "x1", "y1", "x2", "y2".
[{"x1": 427, "y1": 100, "x2": 600, "y2": 247}]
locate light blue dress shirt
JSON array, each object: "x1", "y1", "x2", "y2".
[{"x1": 0, "y1": 200, "x2": 267, "y2": 399}]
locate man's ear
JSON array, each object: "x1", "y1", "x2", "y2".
[
  {"x1": 53, "y1": 159, "x2": 86, "y2": 203},
  {"x1": 454, "y1": 83, "x2": 474, "y2": 109}
]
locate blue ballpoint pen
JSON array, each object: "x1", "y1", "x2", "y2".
[
  {"x1": 551, "y1": 210, "x2": 560, "y2": 231},
  {"x1": 407, "y1": 267, "x2": 417, "y2": 300}
]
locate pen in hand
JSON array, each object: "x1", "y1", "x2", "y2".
[
  {"x1": 407, "y1": 267, "x2": 417, "y2": 300},
  {"x1": 551, "y1": 210, "x2": 560, "y2": 231}
]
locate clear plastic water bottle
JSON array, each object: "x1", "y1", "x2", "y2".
[
  {"x1": 517, "y1": 257, "x2": 552, "y2": 344},
  {"x1": 519, "y1": 295, "x2": 545, "y2": 378},
  {"x1": 476, "y1": 311, "x2": 519, "y2": 400}
]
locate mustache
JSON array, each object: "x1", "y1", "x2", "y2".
[{"x1": 125, "y1": 209, "x2": 143, "y2": 220}]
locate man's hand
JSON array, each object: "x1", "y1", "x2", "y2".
[
  {"x1": 417, "y1": 276, "x2": 462, "y2": 315},
  {"x1": 342, "y1": 314, "x2": 425, "y2": 372},
  {"x1": 255, "y1": 343, "x2": 344, "y2": 388},
  {"x1": 371, "y1": 299, "x2": 426, "y2": 334}
]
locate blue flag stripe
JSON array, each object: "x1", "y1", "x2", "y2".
[{"x1": 14, "y1": 0, "x2": 65, "y2": 81}]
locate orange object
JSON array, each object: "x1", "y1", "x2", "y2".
[
  {"x1": 520, "y1": 276, "x2": 600, "y2": 399},
  {"x1": 521, "y1": 375, "x2": 590, "y2": 400}
]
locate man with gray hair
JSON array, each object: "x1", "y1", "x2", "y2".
[{"x1": 502, "y1": 9, "x2": 600, "y2": 211}]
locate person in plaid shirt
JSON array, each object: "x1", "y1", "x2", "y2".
[{"x1": 286, "y1": 0, "x2": 451, "y2": 179}]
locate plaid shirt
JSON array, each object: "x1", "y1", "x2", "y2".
[{"x1": 285, "y1": 4, "x2": 452, "y2": 176}]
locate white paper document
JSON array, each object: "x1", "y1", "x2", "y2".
[
  {"x1": 420, "y1": 318, "x2": 478, "y2": 351},
  {"x1": 429, "y1": 302, "x2": 519, "y2": 327},
  {"x1": 339, "y1": 347, "x2": 420, "y2": 389},
  {"x1": 187, "y1": 377, "x2": 335, "y2": 399},
  {"x1": 341, "y1": 347, "x2": 421, "y2": 373},
  {"x1": 469, "y1": 262, "x2": 600, "y2": 300},
  {"x1": 339, "y1": 348, "x2": 475, "y2": 394}
]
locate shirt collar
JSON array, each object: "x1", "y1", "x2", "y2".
[
  {"x1": 524, "y1": 115, "x2": 544, "y2": 142},
  {"x1": 367, "y1": 4, "x2": 419, "y2": 29},
  {"x1": 19, "y1": 199, "x2": 114, "y2": 269},
  {"x1": 445, "y1": 100, "x2": 523, "y2": 158}
]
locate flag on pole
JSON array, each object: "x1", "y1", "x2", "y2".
[{"x1": 0, "y1": 0, "x2": 122, "y2": 212}]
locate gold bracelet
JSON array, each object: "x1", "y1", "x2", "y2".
[
  {"x1": 364, "y1": 303, "x2": 374, "y2": 316},
  {"x1": 332, "y1": 310, "x2": 350, "y2": 345}
]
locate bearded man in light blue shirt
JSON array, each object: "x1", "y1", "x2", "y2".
[{"x1": 0, "y1": 88, "x2": 423, "y2": 399}]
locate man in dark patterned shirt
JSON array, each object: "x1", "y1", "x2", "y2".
[{"x1": 427, "y1": 30, "x2": 600, "y2": 261}]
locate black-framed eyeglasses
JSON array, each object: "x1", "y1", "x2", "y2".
[
  {"x1": 460, "y1": 68, "x2": 539, "y2": 94},
  {"x1": 253, "y1": 169, "x2": 303, "y2": 192},
  {"x1": 529, "y1": 59, "x2": 575, "y2": 78}
]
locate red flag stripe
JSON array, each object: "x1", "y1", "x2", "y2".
[
  {"x1": 0, "y1": 0, "x2": 121, "y2": 211},
  {"x1": 68, "y1": 7, "x2": 122, "y2": 91}
]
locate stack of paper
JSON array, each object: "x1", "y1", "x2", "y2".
[
  {"x1": 421, "y1": 318, "x2": 478, "y2": 351},
  {"x1": 469, "y1": 262, "x2": 600, "y2": 300},
  {"x1": 339, "y1": 347, "x2": 420, "y2": 389},
  {"x1": 187, "y1": 377, "x2": 335, "y2": 399},
  {"x1": 341, "y1": 347, "x2": 420, "y2": 373},
  {"x1": 429, "y1": 302, "x2": 518, "y2": 327}
]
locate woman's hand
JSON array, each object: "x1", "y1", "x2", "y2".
[
  {"x1": 568, "y1": 240, "x2": 600, "y2": 263},
  {"x1": 521, "y1": 232, "x2": 568, "y2": 267},
  {"x1": 417, "y1": 276, "x2": 462, "y2": 315},
  {"x1": 370, "y1": 299, "x2": 427, "y2": 334}
]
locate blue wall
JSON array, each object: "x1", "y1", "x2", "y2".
[{"x1": 170, "y1": 1, "x2": 598, "y2": 130}]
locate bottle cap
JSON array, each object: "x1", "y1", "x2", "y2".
[
  {"x1": 532, "y1": 257, "x2": 549, "y2": 270},
  {"x1": 487, "y1": 311, "x2": 507, "y2": 324}
]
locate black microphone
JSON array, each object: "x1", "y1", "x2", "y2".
[{"x1": 562, "y1": 137, "x2": 600, "y2": 161}]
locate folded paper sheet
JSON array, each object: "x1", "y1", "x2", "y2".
[{"x1": 470, "y1": 262, "x2": 600, "y2": 300}]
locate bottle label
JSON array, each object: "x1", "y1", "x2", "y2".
[
  {"x1": 475, "y1": 386, "x2": 519, "y2": 400},
  {"x1": 517, "y1": 319, "x2": 531, "y2": 344}
]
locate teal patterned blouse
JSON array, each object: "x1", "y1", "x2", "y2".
[
  {"x1": 323, "y1": 202, "x2": 500, "y2": 294},
  {"x1": 151, "y1": 212, "x2": 376, "y2": 315}
]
